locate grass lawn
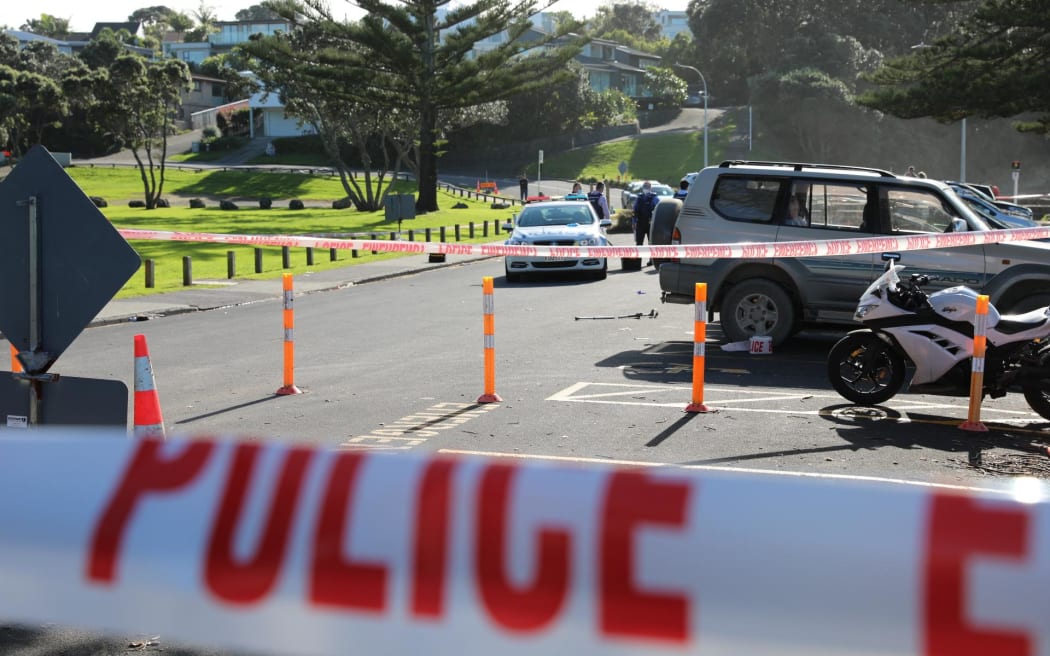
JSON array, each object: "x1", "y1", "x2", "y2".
[{"x1": 62, "y1": 168, "x2": 517, "y2": 298}]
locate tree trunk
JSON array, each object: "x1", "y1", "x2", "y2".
[{"x1": 416, "y1": 105, "x2": 439, "y2": 214}]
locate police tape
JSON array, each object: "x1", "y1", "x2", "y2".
[
  {"x1": 0, "y1": 432, "x2": 1047, "y2": 656},
  {"x1": 117, "y1": 225, "x2": 1050, "y2": 260}
]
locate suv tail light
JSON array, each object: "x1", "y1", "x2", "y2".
[{"x1": 670, "y1": 227, "x2": 681, "y2": 263}]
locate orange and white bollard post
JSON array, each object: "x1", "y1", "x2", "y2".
[
  {"x1": 9, "y1": 344, "x2": 21, "y2": 373},
  {"x1": 959, "y1": 294, "x2": 989, "y2": 432},
  {"x1": 276, "y1": 273, "x2": 302, "y2": 395},
  {"x1": 477, "y1": 276, "x2": 502, "y2": 403},
  {"x1": 685, "y1": 282, "x2": 711, "y2": 413},
  {"x1": 133, "y1": 334, "x2": 165, "y2": 439}
]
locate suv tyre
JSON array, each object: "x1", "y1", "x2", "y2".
[
  {"x1": 721, "y1": 279, "x2": 795, "y2": 345},
  {"x1": 649, "y1": 200, "x2": 681, "y2": 269}
]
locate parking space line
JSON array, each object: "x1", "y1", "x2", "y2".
[
  {"x1": 548, "y1": 382, "x2": 1048, "y2": 428},
  {"x1": 437, "y1": 448, "x2": 1005, "y2": 495}
]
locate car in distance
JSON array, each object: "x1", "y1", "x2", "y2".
[
  {"x1": 657, "y1": 160, "x2": 1050, "y2": 345},
  {"x1": 948, "y1": 183, "x2": 1038, "y2": 229},
  {"x1": 620, "y1": 181, "x2": 645, "y2": 208},
  {"x1": 624, "y1": 182, "x2": 675, "y2": 209},
  {"x1": 504, "y1": 200, "x2": 610, "y2": 282},
  {"x1": 946, "y1": 181, "x2": 1034, "y2": 221}
]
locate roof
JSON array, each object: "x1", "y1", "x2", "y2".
[{"x1": 90, "y1": 22, "x2": 142, "y2": 39}]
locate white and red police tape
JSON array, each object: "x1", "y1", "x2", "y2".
[
  {"x1": 0, "y1": 432, "x2": 1047, "y2": 655},
  {"x1": 117, "y1": 224, "x2": 1050, "y2": 260}
]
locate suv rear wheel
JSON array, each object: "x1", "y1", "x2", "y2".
[
  {"x1": 721, "y1": 279, "x2": 796, "y2": 345},
  {"x1": 649, "y1": 200, "x2": 681, "y2": 269}
]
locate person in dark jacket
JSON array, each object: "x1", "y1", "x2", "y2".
[
  {"x1": 633, "y1": 182, "x2": 658, "y2": 265},
  {"x1": 519, "y1": 174, "x2": 528, "y2": 201}
]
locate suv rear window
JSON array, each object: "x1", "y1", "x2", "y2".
[{"x1": 711, "y1": 177, "x2": 781, "y2": 223}]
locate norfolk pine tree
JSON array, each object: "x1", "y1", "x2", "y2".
[
  {"x1": 291, "y1": 0, "x2": 584, "y2": 213},
  {"x1": 860, "y1": 0, "x2": 1050, "y2": 136}
]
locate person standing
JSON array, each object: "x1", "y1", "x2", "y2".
[
  {"x1": 633, "y1": 181, "x2": 657, "y2": 264},
  {"x1": 587, "y1": 181, "x2": 611, "y2": 228},
  {"x1": 519, "y1": 173, "x2": 528, "y2": 201},
  {"x1": 674, "y1": 179, "x2": 689, "y2": 200}
]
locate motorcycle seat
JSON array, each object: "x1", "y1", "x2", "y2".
[{"x1": 994, "y1": 307, "x2": 1050, "y2": 335}]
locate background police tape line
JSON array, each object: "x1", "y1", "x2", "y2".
[
  {"x1": 0, "y1": 432, "x2": 1047, "y2": 656},
  {"x1": 117, "y1": 225, "x2": 1050, "y2": 260}
]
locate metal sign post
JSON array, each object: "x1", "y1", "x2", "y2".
[
  {"x1": 1011, "y1": 160, "x2": 1021, "y2": 199},
  {"x1": 0, "y1": 145, "x2": 140, "y2": 430},
  {"x1": 537, "y1": 150, "x2": 543, "y2": 196}
]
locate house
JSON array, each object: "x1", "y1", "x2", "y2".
[
  {"x1": 3, "y1": 22, "x2": 153, "y2": 58},
  {"x1": 181, "y1": 73, "x2": 228, "y2": 121},
  {"x1": 2, "y1": 29, "x2": 75, "y2": 55},
  {"x1": 576, "y1": 37, "x2": 662, "y2": 99},
  {"x1": 247, "y1": 79, "x2": 316, "y2": 138},
  {"x1": 655, "y1": 10, "x2": 691, "y2": 41},
  {"x1": 209, "y1": 20, "x2": 289, "y2": 51},
  {"x1": 162, "y1": 19, "x2": 290, "y2": 63},
  {"x1": 163, "y1": 34, "x2": 211, "y2": 66}
]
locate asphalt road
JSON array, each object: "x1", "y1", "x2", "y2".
[
  {"x1": 5, "y1": 254, "x2": 1050, "y2": 654},
  {"x1": 44, "y1": 255, "x2": 1050, "y2": 483}
]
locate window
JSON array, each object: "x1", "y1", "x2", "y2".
[
  {"x1": 193, "y1": 80, "x2": 202, "y2": 92},
  {"x1": 711, "y1": 177, "x2": 782, "y2": 223},
  {"x1": 211, "y1": 84, "x2": 224, "y2": 98},
  {"x1": 806, "y1": 183, "x2": 870, "y2": 232},
  {"x1": 885, "y1": 188, "x2": 955, "y2": 234}
]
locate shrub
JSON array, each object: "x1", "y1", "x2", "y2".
[
  {"x1": 202, "y1": 126, "x2": 221, "y2": 139},
  {"x1": 289, "y1": 199, "x2": 305, "y2": 210},
  {"x1": 189, "y1": 198, "x2": 206, "y2": 208}
]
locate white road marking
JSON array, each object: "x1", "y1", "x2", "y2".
[
  {"x1": 547, "y1": 382, "x2": 1047, "y2": 421},
  {"x1": 437, "y1": 448, "x2": 1012, "y2": 495}
]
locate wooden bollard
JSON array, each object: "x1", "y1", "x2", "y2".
[
  {"x1": 255, "y1": 248, "x2": 263, "y2": 273},
  {"x1": 182, "y1": 256, "x2": 192, "y2": 286},
  {"x1": 144, "y1": 259, "x2": 155, "y2": 288},
  {"x1": 227, "y1": 251, "x2": 236, "y2": 279}
]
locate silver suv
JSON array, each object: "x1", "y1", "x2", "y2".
[{"x1": 657, "y1": 161, "x2": 1050, "y2": 345}]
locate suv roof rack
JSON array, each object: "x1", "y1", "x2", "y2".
[{"x1": 717, "y1": 160, "x2": 896, "y2": 178}]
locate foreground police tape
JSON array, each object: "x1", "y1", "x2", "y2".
[
  {"x1": 1, "y1": 432, "x2": 1048, "y2": 656},
  {"x1": 118, "y1": 225, "x2": 1050, "y2": 260}
]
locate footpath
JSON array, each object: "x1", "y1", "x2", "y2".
[{"x1": 93, "y1": 250, "x2": 499, "y2": 328}]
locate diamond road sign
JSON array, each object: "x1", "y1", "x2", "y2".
[{"x1": 0, "y1": 145, "x2": 140, "y2": 373}]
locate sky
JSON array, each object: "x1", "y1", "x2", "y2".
[{"x1": 1, "y1": 1, "x2": 689, "y2": 32}]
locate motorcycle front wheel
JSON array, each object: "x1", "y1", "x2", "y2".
[
  {"x1": 827, "y1": 331, "x2": 906, "y2": 405},
  {"x1": 1022, "y1": 344, "x2": 1050, "y2": 420}
]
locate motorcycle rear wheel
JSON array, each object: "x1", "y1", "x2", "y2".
[
  {"x1": 1022, "y1": 345, "x2": 1050, "y2": 420},
  {"x1": 827, "y1": 332, "x2": 906, "y2": 405}
]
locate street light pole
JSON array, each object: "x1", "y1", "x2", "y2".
[{"x1": 675, "y1": 63, "x2": 708, "y2": 168}]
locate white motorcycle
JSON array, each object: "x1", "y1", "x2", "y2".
[{"x1": 826, "y1": 258, "x2": 1050, "y2": 419}]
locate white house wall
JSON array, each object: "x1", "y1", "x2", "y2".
[{"x1": 263, "y1": 108, "x2": 315, "y2": 138}]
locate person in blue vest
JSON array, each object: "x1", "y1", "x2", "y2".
[{"x1": 587, "y1": 181, "x2": 611, "y2": 228}]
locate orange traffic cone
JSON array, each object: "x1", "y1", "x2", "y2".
[
  {"x1": 9, "y1": 344, "x2": 21, "y2": 373},
  {"x1": 133, "y1": 334, "x2": 165, "y2": 439}
]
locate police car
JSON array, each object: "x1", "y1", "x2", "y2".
[{"x1": 504, "y1": 199, "x2": 611, "y2": 282}]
